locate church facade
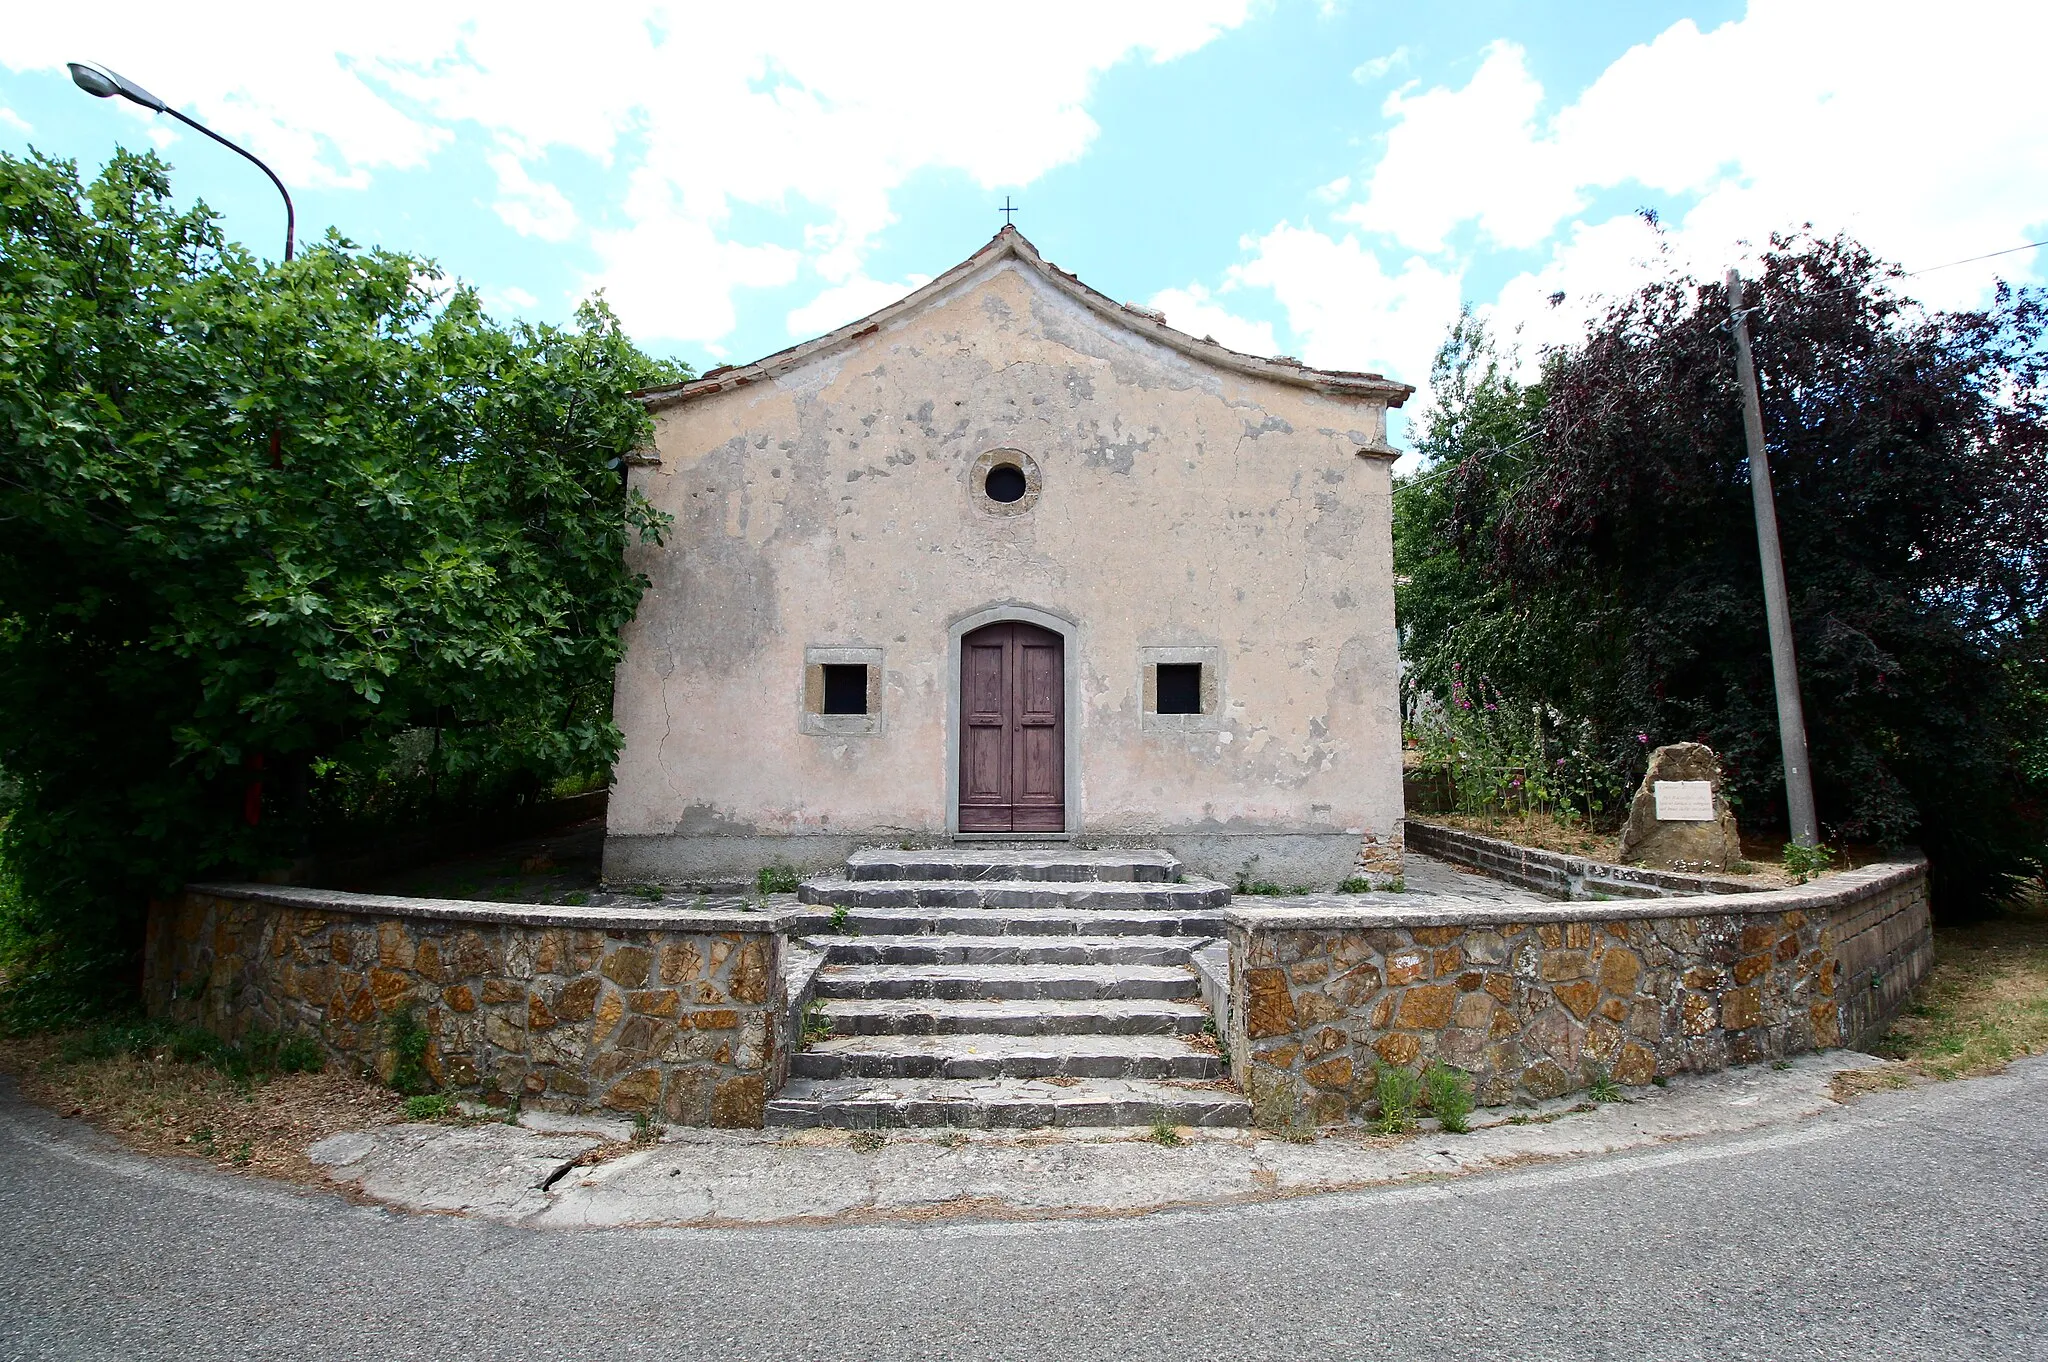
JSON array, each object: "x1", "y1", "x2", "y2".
[{"x1": 602, "y1": 228, "x2": 1412, "y2": 888}]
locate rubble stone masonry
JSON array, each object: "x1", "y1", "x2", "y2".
[
  {"x1": 146, "y1": 886, "x2": 804, "y2": 1126},
  {"x1": 1223, "y1": 859, "x2": 1929, "y2": 1129}
]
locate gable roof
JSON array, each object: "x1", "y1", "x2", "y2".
[{"x1": 634, "y1": 226, "x2": 1414, "y2": 413}]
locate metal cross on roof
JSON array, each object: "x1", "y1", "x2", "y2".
[{"x1": 999, "y1": 195, "x2": 1018, "y2": 226}]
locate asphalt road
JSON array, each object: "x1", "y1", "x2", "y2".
[{"x1": 2, "y1": 1058, "x2": 2043, "y2": 1362}]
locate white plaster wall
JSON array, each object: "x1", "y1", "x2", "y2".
[{"x1": 605, "y1": 259, "x2": 1402, "y2": 884}]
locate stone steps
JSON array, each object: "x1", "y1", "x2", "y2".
[
  {"x1": 812, "y1": 962, "x2": 1200, "y2": 1002},
  {"x1": 773, "y1": 843, "x2": 1247, "y2": 1129},
  {"x1": 764, "y1": 1076, "x2": 1251, "y2": 1130},
  {"x1": 789, "y1": 1033, "x2": 1224, "y2": 1081},
  {"x1": 801, "y1": 906, "x2": 1224, "y2": 937},
  {"x1": 843, "y1": 847, "x2": 1181, "y2": 883},
  {"x1": 817, "y1": 997, "x2": 1211, "y2": 1037},
  {"x1": 803, "y1": 933, "x2": 1195, "y2": 967},
  {"x1": 797, "y1": 877, "x2": 1231, "y2": 912}
]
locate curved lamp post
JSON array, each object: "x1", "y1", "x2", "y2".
[
  {"x1": 72, "y1": 62, "x2": 297, "y2": 827},
  {"x1": 68, "y1": 61, "x2": 295, "y2": 261}
]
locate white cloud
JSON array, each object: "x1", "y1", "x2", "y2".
[
  {"x1": 587, "y1": 198, "x2": 803, "y2": 346},
  {"x1": 1226, "y1": 0, "x2": 2048, "y2": 447},
  {"x1": 1144, "y1": 282, "x2": 1278, "y2": 357},
  {"x1": 1350, "y1": 46, "x2": 1410, "y2": 84},
  {"x1": 486, "y1": 152, "x2": 576, "y2": 242},
  {"x1": 1480, "y1": 214, "x2": 1687, "y2": 359},
  {"x1": 1311, "y1": 175, "x2": 1351, "y2": 204},
  {"x1": 0, "y1": 106, "x2": 31, "y2": 136},
  {"x1": 1229, "y1": 223, "x2": 1462, "y2": 388},
  {"x1": 1339, "y1": 41, "x2": 1583, "y2": 253},
  {"x1": 486, "y1": 284, "x2": 538, "y2": 314},
  {"x1": 786, "y1": 273, "x2": 931, "y2": 338},
  {"x1": 6, "y1": 2, "x2": 1254, "y2": 346}
]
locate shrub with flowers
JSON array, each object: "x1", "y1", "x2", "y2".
[{"x1": 1414, "y1": 667, "x2": 1629, "y2": 825}]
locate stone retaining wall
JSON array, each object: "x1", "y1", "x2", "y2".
[
  {"x1": 1405, "y1": 819, "x2": 1770, "y2": 899},
  {"x1": 1222, "y1": 858, "x2": 1929, "y2": 1129},
  {"x1": 146, "y1": 886, "x2": 806, "y2": 1127},
  {"x1": 1830, "y1": 869, "x2": 1934, "y2": 1048}
]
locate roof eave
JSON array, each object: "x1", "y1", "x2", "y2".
[{"x1": 632, "y1": 227, "x2": 1416, "y2": 413}]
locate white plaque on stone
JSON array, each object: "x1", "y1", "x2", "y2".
[{"x1": 1653, "y1": 780, "x2": 1715, "y2": 822}]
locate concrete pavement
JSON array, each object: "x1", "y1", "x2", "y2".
[
  {"x1": 305, "y1": 1051, "x2": 1889, "y2": 1226},
  {"x1": 2, "y1": 1055, "x2": 2043, "y2": 1360}
]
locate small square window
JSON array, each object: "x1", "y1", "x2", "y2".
[
  {"x1": 1155, "y1": 663, "x2": 1202, "y2": 715},
  {"x1": 822, "y1": 664, "x2": 869, "y2": 715}
]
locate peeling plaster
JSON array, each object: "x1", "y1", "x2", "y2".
[{"x1": 608, "y1": 256, "x2": 1403, "y2": 882}]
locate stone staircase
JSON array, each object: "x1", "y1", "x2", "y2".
[{"x1": 766, "y1": 847, "x2": 1250, "y2": 1129}]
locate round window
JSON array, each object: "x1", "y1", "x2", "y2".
[
  {"x1": 968, "y1": 448, "x2": 1039, "y2": 515},
  {"x1": 984, "y1": 463, "x2": 1028, "y2": 504}
]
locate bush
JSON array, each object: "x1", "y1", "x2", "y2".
[
  {"x1": 1781, "y1": 841, "x2": 1835, "y2": 884},
  {"x1": 0, "y1": 148, "x2": 690, "y2": 1016},
  {"x1": 1396, "y1": 237, "x2": 2048, "y2": 910}
]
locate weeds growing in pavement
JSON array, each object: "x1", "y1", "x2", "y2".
[
  {"x1": 1424, "y1": 1062, "x2": 1474, "y2": 1133},
  {"x1": 1780, "y1": 842, "x2": 1834, "y2": 884},
  {"x1": 801, "y1": 999, "x2": 832, "y2": 1045},
  {"x1": 757, "y1": 864, "x2": 800, "y2": 895},
  {"x1": 1373, "y1": 1063, "x2": 1421, "y2": 1134},
  {"x1": 385, "y1": 1006, "x2": 431, "y2": 1096},
  {"x1": 403, "y1": 1093, "x2": 455, "y2": 1121}
]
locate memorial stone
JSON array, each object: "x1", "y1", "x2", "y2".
[{"x1": 1617, "y1": 742, "x2": 1743, "y2": 871}]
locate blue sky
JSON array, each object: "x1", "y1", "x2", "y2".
[{"x1": 6, "y1": 1, "x2": 2044, "y2": 460}]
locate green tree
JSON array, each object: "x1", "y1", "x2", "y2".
[
  {"x1": 1397, "y1": 234, "x2": 2048, "y2": 908},
  {"x1": 0, "y1": 149, "x2": 686, "y2": 1012}
]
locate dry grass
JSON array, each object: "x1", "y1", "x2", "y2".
[
  {"x1": 1427, "y1": 812, "x2": 1621, "y2": 861},
  {"x1": 1874, "y1": 884, "x2": 2048, "y2": 1081},
  {"x1": 1421, "y1": 811, "x2": 1891, "y2": 888},
  {"x1": 0, "y1": 1029, "x2": 405, "y2": 1186}
]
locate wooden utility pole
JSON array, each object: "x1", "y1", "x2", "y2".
[{"x1": 1726, "y1": 269, "x2": 1819, "y2": 848}]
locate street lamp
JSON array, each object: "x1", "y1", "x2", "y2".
[{"x1": 68, "y1": 61, "x2": 295, "y2": 261}]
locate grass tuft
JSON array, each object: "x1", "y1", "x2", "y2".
[
  {"x1": 385, "y1": 1006, "x2": 431, "y2": 1096},
  {"x1": 757, "y1": 864, "x2": 801, "y2": 895},
  {"x1": 1372, "y1": 1062, "x2": 1421, "y2": 1134},
  {"x1": 403, "y1": 1093, "x2": 455, "y2": 1121},
  {"x1": 1424, "y1": 1062, "x2": 1474, "y2": 1133}
]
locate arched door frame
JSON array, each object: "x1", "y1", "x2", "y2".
[{"x1": 945, "y1": 602, "x2": 1081, "y2": 837}]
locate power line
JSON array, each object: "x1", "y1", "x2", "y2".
[{"x1": 1901, "y1": 238, "x2": 2048, "y2": 278}]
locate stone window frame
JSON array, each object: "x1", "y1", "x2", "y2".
[
  {"x1": 801, "y1": 645, "x2": 884, "y2": 736},
  {"x1": 1139, "y1": 645, "x2": 1223, "y2": 733},
  {"x1": 969, "y1": 447, "x2": 1042, "y2": 517}
]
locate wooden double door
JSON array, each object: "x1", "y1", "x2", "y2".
[{"x1": 958, "y1": 622, "x2": 1065, "y2": 832}]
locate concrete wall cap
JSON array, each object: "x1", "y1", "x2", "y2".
[
  {"x1": 184, "y1": 882, "x2": 802, "y2": 933},
  {"x1": 1220, "y1": 857, "x2": 1927, "y2": 932}
]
